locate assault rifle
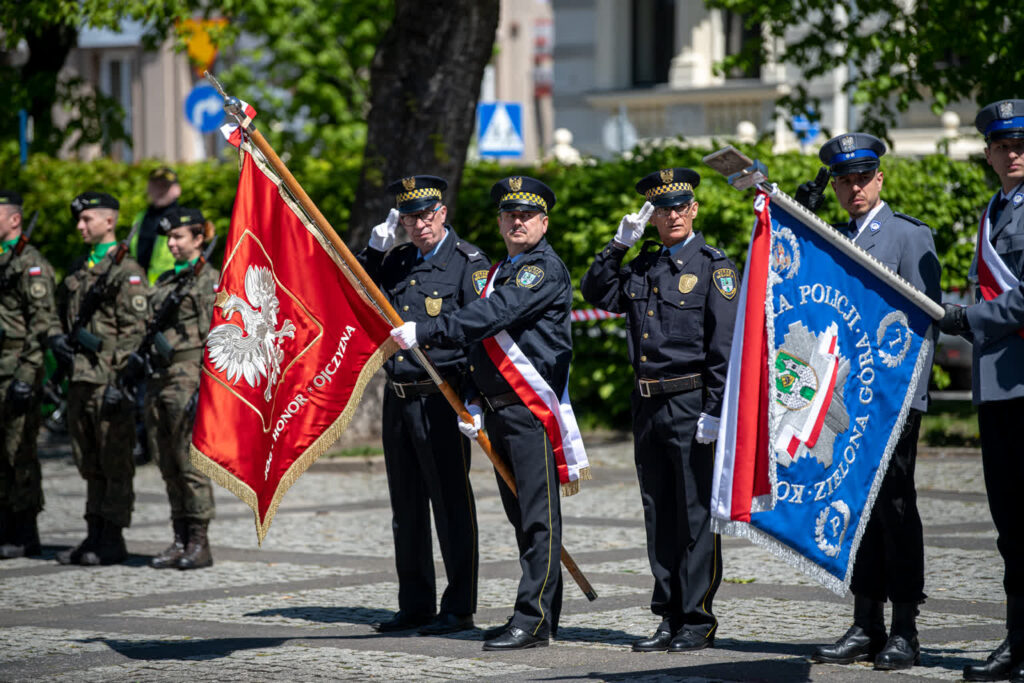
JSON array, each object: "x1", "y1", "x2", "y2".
[
  {"x1": 118, "y1": 235, "x2": 218, "y2": 397},
  {"x1": 51, "y1": 221, "x2": 141, "y2": 385},
  {"x1": 0, "y1": 210, "x2": 39, "y2": 290}
]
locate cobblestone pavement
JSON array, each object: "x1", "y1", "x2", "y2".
[{"x1": 0, "y1": 434, "x2": 1006, "y2": 682}]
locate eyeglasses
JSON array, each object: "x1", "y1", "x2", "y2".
[
  {"x1": 400, "y1": 204, "x2": 442, "y2": 226},
  {"x1": 653, "y1": 203, "x2": 693, "y2": 218}
]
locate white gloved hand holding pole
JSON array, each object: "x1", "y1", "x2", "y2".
[
  {"x1": 389, "y1": 322, "x2": 418, "y2": 350},
  {"x1": 368, "y1": 208, "x2": 400, "y2": 252},
  {"x1": 458, "y1": 402, "x2": 484, "y2": 439},
  {"x1": 695, "y1": 412, "x2": 720, "y2": 444},
  {"x1": 613, "y1": 201, "x2": 655, "y2": 248}
]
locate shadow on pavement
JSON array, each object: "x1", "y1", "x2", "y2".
[
  {"x1": 77, "y1": 636, "x2": 294, "y2": 661},
  {"x1": 553, "y1": 656, "x2": 815, "y2": 682},
  {"x1": 243, "y1": 605, "x2": 395, "y2": 627}
]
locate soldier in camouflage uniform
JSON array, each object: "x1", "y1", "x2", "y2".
[
  {"x1": 142, "y1": 206, "x2": 218, "y2": 570},
  {"x1": 0, "y1": 190, "x2": 61, "y2": 559},
  {"x1": 51, "y1": 192, "x2": 149, "y2": 566}
]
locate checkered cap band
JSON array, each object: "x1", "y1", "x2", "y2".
[
  {"x1": 644, "y1": 182, "x2": 694, "y2": 200},
  {"x1": 396, "y1": 187, "x2": 442, "y2": 203},
  {"x1": 500, "y1": 191, "x2": 548, "y2": 212}
]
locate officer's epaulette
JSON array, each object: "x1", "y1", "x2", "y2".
[
  {"x1": 701, "y1": 244, "x2": 727, "y2": 260},
  {"x1": 893, "y1": 212, "x2": 927, "y2": 227},
  {"x1": 455, "y1": 240, "x2": 486, "y2": 261}
]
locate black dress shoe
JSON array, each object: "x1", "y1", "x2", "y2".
[
  {"x1": 964, "y1": 639, "x2": 1014, "y2": 681},
  {"x1": 812, "y1": 625, "x2": 886, "y2": 664},
  {"x1": 483, "y1": 617, "x2": 514, "y2": 641},
  {"x1": 874, "y1": 634, "x2": 920, "y2": 670},
  {"x1": 482, "y1": 626, "x2": 548, "y2": 651},
  {"x1": 419, "y1": 613, "x2": 474, "y2": 635},
  {"x1": 373, "y1": 611, "x2": 434, "y2": 633},
  {"x1": 668, "y1": 629, "x2": 714, "y2": 653},
  {"x1": 632, "y1": 629, "x2": 674, "y2": 652}
]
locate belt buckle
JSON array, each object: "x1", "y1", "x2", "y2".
[
  {"x1": 393, "y1": 382, "x2": 406, "y2": 399},
  {"x1": 639, "y1": 381, "x2": 652, "y2": 398}
]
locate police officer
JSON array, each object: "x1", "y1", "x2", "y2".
[
  {"x1": 580, "y1": 168, "x2": 737, "y2": 653},
  {"x1": 801, "y1": 134, "x2": 941, "y2": 671},
  {"x1": 358, "y1": 175, "x2": 483, "y2": 635},
  {"x1": 52, "y1": 192, "x2": 148, "y2": 566},
  {"x1": 142, "y1": 207, "x2": 219, "y2": 570},
  {"x1": 391, "y1": 177, "x2": 572, "y2": 650},
  {"x1": 0, "y1": 191, "x2": 60, "y2": 559},
  {"x1": 940, "y1": 100, "x2": 1024, "y2": 683},
  {"x1": 130, "y1": 166, "x2": 181, "y2": 283}
]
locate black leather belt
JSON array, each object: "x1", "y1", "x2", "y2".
[
  {"x1": 390, "y1": 379, "x2": 440, "y2": 399},
  {"x1": 483, "y1": 390, "x2": 522, "y2": 411},
  {"x1": 637, "y1": 374, "x2": 703, "y2": 398}
]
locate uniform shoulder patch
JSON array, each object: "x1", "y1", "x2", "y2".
[
  {"x1": 471, "y1": 269, "x2": 490, "y2": 295},
  {"x1": 893, "y1": 212, "x2": 928, "y2": 227},
  {"x1": 515, "y1": 264, "x2": 545, "y2": 288},
  {"x1": 131, "y1": 294, "x2": 148, "y2": 312},
  {"x1": 713, "y1": 268, "x2": 738, "y2": 300},
  {"x1": 29, "y1": 280, "x2": 49, "y2": 299},
  {"x1": 702, "y1": 244, "x2": 726, "y2": 260},
  {"x1": 456, "y1": 241, "x2": 486, "y2": 262}
]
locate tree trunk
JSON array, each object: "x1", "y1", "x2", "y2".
[
  {"x1": 23, "y1": 24, "x2": 78, "y2": 155},
  {"x1": 348, "y1": 0, "x2": 500, "y2": 245}
]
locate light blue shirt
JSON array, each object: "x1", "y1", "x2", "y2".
[
  {"x1": 666, "y1": 233, "x2": 695, "y2": 257},
  {"x1": 418, "y1": 228, "x2": 449, "y2": 262}
]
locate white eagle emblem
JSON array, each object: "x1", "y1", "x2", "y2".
[{"x1": 206, "y1": 265, "x2": 296, "y2": 402}]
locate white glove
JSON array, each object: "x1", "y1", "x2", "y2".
[
  {"x1": 458, "y1": 402, "x2": 484, "y2": 439},
  {"x1": 695, "y1": 413, "x2": 720, "y2": 444},
  {"x1": 368, "y1": 208, "x2": 400, "y2": 251},
  {"x1": 613, "y1": 201, "x2": 655, "y2": 248},
  {"x1": 390, "y1": 322, "x2": 418, "y2": 350}
]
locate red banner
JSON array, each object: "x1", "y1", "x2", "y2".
[{"x1": 190, "y1": 146, "x2": 395, "y2": 543}]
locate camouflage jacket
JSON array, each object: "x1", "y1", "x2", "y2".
[
  {"x1": 0, "y1": 243, "x2": 61, "y2": 384},
  {"x1": 58, "y1": 252, "x2": 149, "y2": 385},
  {"x1": 149, "y1": 263, "x2": 220, "y2": 379}
]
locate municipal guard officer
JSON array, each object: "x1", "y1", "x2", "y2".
[
  {"x1": 0, "y1": 190, "x2": 60, "y2": 559},
  {"x1": 142, "y1": 207, "x2": 219, "y2": 570},
  {"x1": 130, "y1": 166, "x2": 181, "y2": 283},
  {"x1": 940, "y1": 100, "x2": 1024, "y2": 683},
  {"x1": 580, "y1": 168, "x2": 737, "y2": 653},
  {"x1": 358, "y1": 175, "x2": 484, "y2": 635},
  {"x1": 802, "y1": 134, "x2": 941, "y2": 671},
  {"x1": 52, "y1": 192, "x2": 149, "y2": 566},
  {"x1": 391, "y1": 177, "x2": 572, "y2": 650}
]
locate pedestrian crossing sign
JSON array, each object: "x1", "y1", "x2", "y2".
[{"x1": 478, "y1": 102, "x2": 525, "y2": 158}]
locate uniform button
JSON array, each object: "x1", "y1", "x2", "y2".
[
  {"x1": 410, "y1": 279, "x2": 416, "y2": 285},
  {"x1": 653, "y1": 287, "x2": 659, "y2": 293},
  {"x1": 680, "y1": 300, "x2": 684, "y2": 305},
  {"x1": 640, "y1": 355, "x2": 647, "y2": 362},
  {"x1": 676, "y1": 259, "x2": 682, "y2": 264},
  {"x1": 402, "y1": 305, "x2": 409, "y2": 311},
  {"x1": 643, "y1": 333, "x2": 649, "y2": 339},
  {"x1": 469, "y1": 365, "x2": 475, "y2": 372},
  {"x1": 647, "y1": 310, "x2": 654, "y2": 316},
  {"x1": 630, "y1": 292, "x2": 636, "y2": 298},
  {"x1": 397, "y1": 355, "x2": 404, "y2": 362},
  {"x1": 424, "y1": 344, "x2": 430, "y2": 349},
  {"x1": 432, "y1": 291, "x2": 438, "y2": 295}
]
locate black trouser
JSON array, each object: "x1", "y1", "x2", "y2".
[
  {"x1": 381, "y1": 389, "x2": 478, "y2": 617},
  {"x1": 631, "y1": 388, "x2": 721, "y2": 636},
  {"x1": 850, "y1": 410, "x2": 925, "y2": 603},
  {"x1": 979, "y1": 397, "x2": 1024, "y2": 602},
  {"x1": 485, "y1": 403, "x2": 563, "y2": 638}
]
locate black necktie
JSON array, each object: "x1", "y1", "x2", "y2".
[{"x1": 991, "y1": 197, "x2": 1009, "y2": 226}]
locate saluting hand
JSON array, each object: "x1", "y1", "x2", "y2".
[
  {"x1": 369, "y1": 208, "x2": 400, "y2": 252},
  {"x1": 613, "y1": 201, "x2": 655, "y2": 248}
]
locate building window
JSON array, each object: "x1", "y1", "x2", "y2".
[
  {"x1": 723, "y1": 11, "x2": 761, "y2": 80},
  {"x1": 632, "y1": 0, "x2": 675, "y2": 87}
]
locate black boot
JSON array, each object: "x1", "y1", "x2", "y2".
[
  {"x1": 0, "y1": 509, "x2": 41, "y2": 559},
  {"x1": 176, "y1": 519, "x2": 212, "y2": 569},
  {"x1": 81, "y1": 520, "x2": 127, "y2": 566},
  {"x1": 150, "y1": 519, "x2": 188, "y2": 569},
  {"x1": 56, "y1": 515, "x2": 102, "y2": 565},
  {"x1": 812, "y1": 596, "x2": 886, "y2": 664},
  {"x1": 875, "y1": 602, "x2": 920, "y2": 670}
]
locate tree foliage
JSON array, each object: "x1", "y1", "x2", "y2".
[{"x1": 707, "y1": 0, "x2": 1024, "y2": 137}]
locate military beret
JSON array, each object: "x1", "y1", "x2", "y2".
[
  {"x1": 385, "y1": 175, "x2": 448, "y2": 214},
  {"x1": 0, "y1": 190, "x2": 23, "y2": 207},
  {"x1": 148, "y1": 166, "x2": 179, "y2": 184},
  {"x1": 70, "y1": 191, "x2": 119, "y2": 220},
  {"x1": 975, "y1": 100, "x2": 1024, "y2": 141},
  {"x1": 818, "y1": 133, "x2": 886, "y2": 177},
  {"x1": 635, "y1": 168, "x2": 701, "y2": 207},
  {"x1": 157, "y1": 206, "x2": 205, "y2": 235},
  {"x1": 490, "y1": 176, "x2": 556, "y2": 213}
]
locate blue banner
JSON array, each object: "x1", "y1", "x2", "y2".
[{"x1": 748, "y1": 196, "x2": 933, "y2": 593}]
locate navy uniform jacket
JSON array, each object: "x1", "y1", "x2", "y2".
[
  {"x1": 847, "y1": 204, "x2": 942, "y2": 412},
  {"x1": 358, "y1": 227, "x2": 488, "y2": 383},
  {"x1": 580, "y1": 232, "x2": 738, "y2": 417},
  {"x1": 416, "y1": 237, "x2": 573, "y2": 401},
  {"x1": 966, "y1": 188, "x2": 1024, "y2": 404}
]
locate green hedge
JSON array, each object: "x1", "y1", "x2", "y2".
[{"x1": 0, "y1": 139, "x2": 996, "y2": 428}]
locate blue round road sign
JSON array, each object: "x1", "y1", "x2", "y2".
[{"x1": 184, "y1": 84, "x2": 225, "y2": 133}]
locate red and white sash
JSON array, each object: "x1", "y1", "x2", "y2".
[
  {"x1": 480, "y1": 262, "x2": 590, "y2": 496},
  {"x1": 975, "y1": 193, "x2": 1024, "y2": 339}
]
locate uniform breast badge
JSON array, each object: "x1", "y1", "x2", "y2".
[
  {"x1": 678, "y1": 273, "x2": 698, "y2": 294},
  {"x1": 425, "y1": 296, "x2": 443, "y2": 317}
]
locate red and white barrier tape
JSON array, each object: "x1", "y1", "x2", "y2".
[{"x1": 571, "y1": 309, "x2": 624, "y2": 322}]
